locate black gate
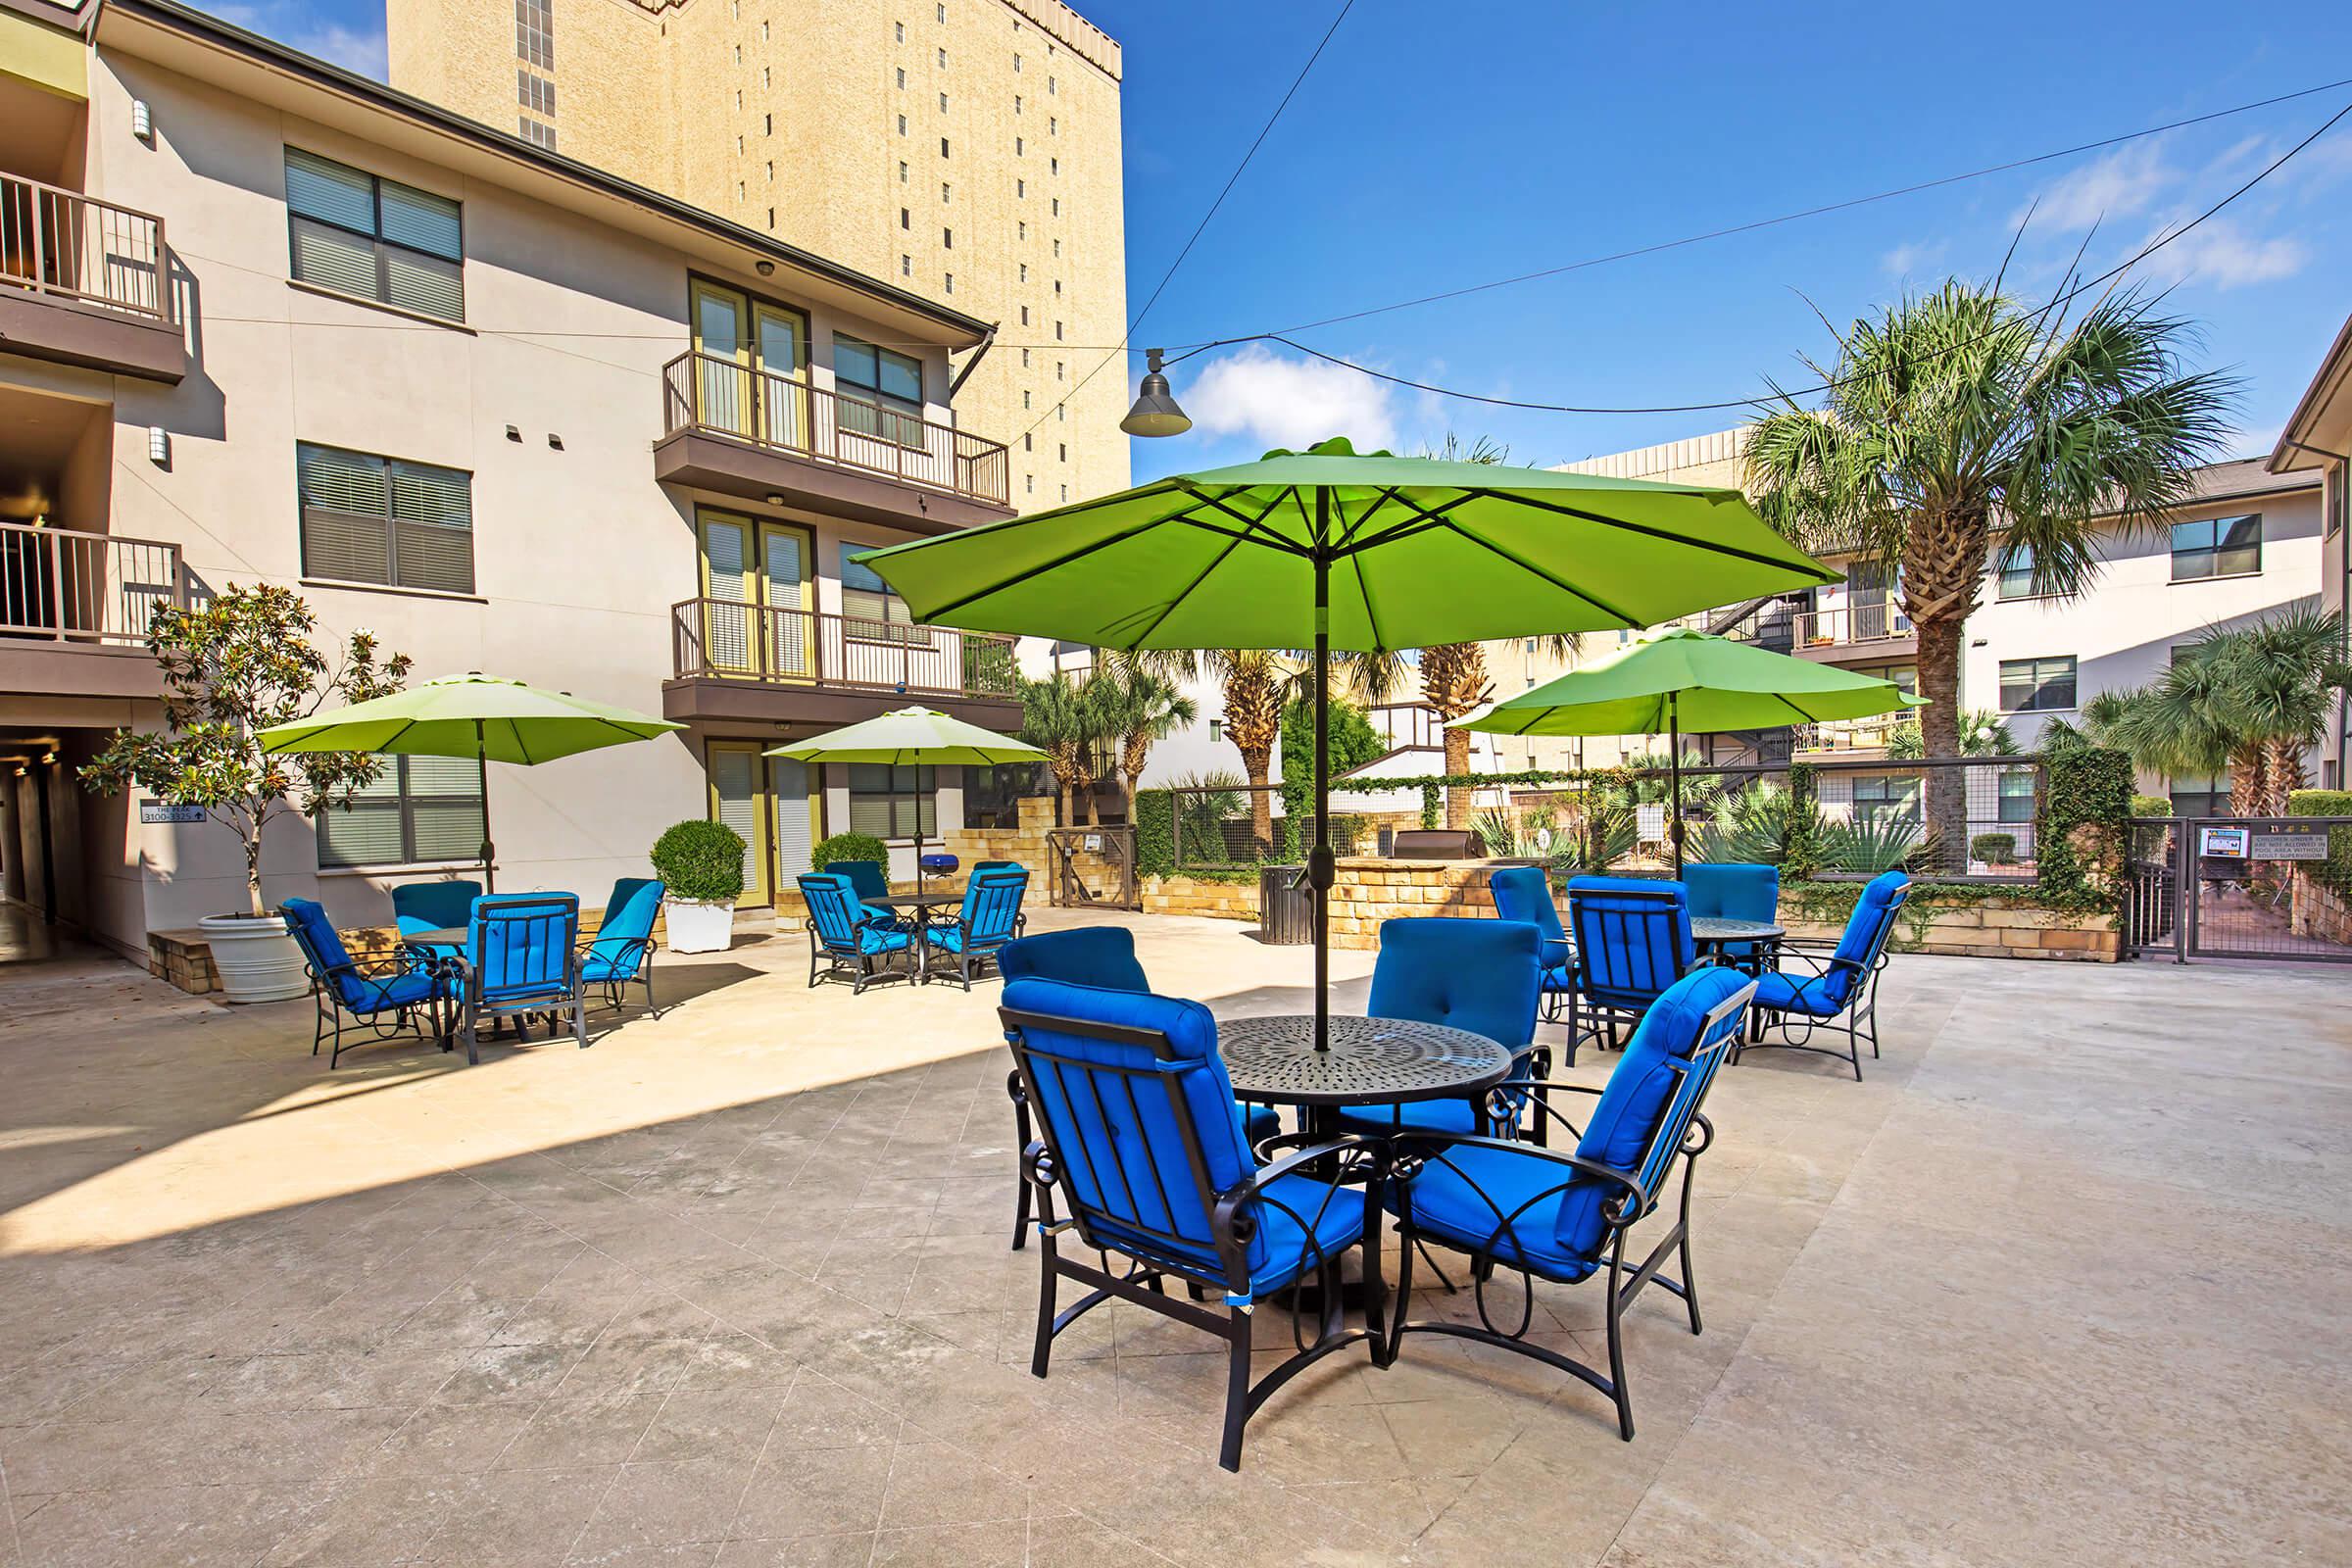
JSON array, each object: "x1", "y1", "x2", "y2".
[
  {"x1": 2180, "y1": 816, "x2": 2352, "y2": 962},
  {"x1": 2122, "y1": 817, "x2": 2183, "y2": 959}
]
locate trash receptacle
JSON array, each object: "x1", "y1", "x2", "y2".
[{"x1": 1258, "y1": 863, "x2": 1312, "y2": 945}]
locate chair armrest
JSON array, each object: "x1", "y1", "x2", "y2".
[
  {"x1": 1241, "y1": 1131, "x2": 1388, "y2": 1189},
  {"x1": 1392, "y1": 1129, "x2": 1651, "y2": 1214}
]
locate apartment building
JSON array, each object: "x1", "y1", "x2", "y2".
[
  {"x1": 0, "y1": 0, "x2": 1029, "y2": 958},
  {"x1": 2271, "y1": 311, "x2": 2352, "y2": 789},
  {"x1": 384, "y1": 0, "x2": 1131, "y2": 517}
]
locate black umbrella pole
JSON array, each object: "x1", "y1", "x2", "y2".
[
  {"x1": 1311, "y1": 551, "x2": 1334, "y2": 1053},
  {"x1": 477, "y1": 726, "x2": 497, "y2": 893},
  {"x1": 1668, "y1": 698, "x2": 1684, "y2": 878}
]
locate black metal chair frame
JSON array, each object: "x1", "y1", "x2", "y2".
[
  {"x1": 1566, "y1": 887, "x2": 1692, "y2": 1063},
  {"x1": 290, "y1": 934, "x2": 450, "y2": 1069},
  {"x1": 577, "y1": 931, "x2": 658, "y2": 1017},
  {"x1": 1002, "y1": 1004, "x2": 1385, "y2": 1472},
  {"x1": 1736, "y1": 881, "x2": 1909, "y2": 1082},
  {"x1": 447, "y1": 897, "x2": 588, "y2": 1066},
  {"x1": 1384, "y1": 980, "x2": 1750, "y2": 1442},
  {"x1": 804, "y1": 918, "x2": 915, "y2": 994},
  {"x1": 926, "y1": 872, "x2": 1029, "y2": 991}
]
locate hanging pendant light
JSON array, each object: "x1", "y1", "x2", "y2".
[{"x1": 1119, "y1": 348, "x2": 1191, "y2": 437}]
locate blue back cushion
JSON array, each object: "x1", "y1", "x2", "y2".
[
  {"x1": 1815, "y1": 870, "x2": 1909, "y2": 1007},
  {"x1": 799, "y1": 874, "x2": 863, "y2": 948},
  {"x1": 587, "y1": 878, "x2": 663, "y2": 969},
  {"x1": 1685, "y1": 862, "x2": 1778, "y2": 923},
  {"x1": 827, "y1": 860, "x2": 891, "y2": 903},
  {"x1": 471, "y1": 894, "x2": 576, "y2": 996},
  {"x1": 281, "y1": 899, "x2": 364, "y2": 1006},
  {"x1": 1002, "y1": 976, "x2": 1257, "y2": 1269},
  {"x1": 1559, "y1": 965, "x2": 1749, "y2": 1256},
  {"x1": 1488, "y1": 865, "x2": 1568, "y2": 966},
  {"x1": 1369, "y1": 917, "x2": 1542, "y2": 1054},
  {"x1": 962, "y1": 869, "x2": 1029, "y2": 945},
  {"x1": 390, "y1": 879, "x2": 480, "y2": 936},
  {"x1": 999, "y1": 927, "x2": 1149, "y2": 992},
  {"x1": 1567, "y1": 876, "x2": 1694, "y2": 1003}
]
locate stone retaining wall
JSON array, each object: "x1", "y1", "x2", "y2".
[
  {"x1": 2289, "y1": 869, "x2": 2352, "y2": 944},
  {"x1": 1784, "y1": 894, "x2": 2118, "y2": 961}
]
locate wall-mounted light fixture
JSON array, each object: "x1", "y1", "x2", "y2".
[
  {"x1": 131, "y1": 99, "x2": 153, "y2": 143},
  {"x1": 547, "y1": 433, "x2": 564, "y2": 450},
  {"x1": 147, "y1": 426, "x2": 170, "y2": 465},
  {"x1": 506, "y1": 424, "x2": 522, "y2": 442},
  {"x1": 755, "y1": 260, "x2": 775, "y2": 276}
]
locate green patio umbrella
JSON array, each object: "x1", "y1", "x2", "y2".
[
  {"x1": 764, "y1": 706, "x2": 1043, "y2": 892},
  {"x1": 857, "y1": 436, "x2": 1838, "y2": 1049},
  {"x1": 1467, "y1": 626, "x2": 1928, "y2": 873},
  {"x1": 257, "y1": 673, "x2": 683, "y2": 890}
]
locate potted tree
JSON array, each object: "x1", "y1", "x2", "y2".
[
  {"x1": 80, "y1": 586, "x2": 411, "y2": 1004},
  {"x1": 652, "y1": 819, "x2": 746, "y2": 954}
]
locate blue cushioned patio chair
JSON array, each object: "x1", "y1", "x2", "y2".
[
  {"x1": 798, "y1": 872, "x2": 914, "y2": 993},
  {"x1": 579, "y1": 877, "x2": 663, "y2": 1015},
  {"x1": 1489, "y1": 864, "x2": 1575, "y2": 1027},
  {"x1": 925, "y1": 866, "x2": 1029, "y2": 990},
  {"x1": 1337, "y1": 917, "x2": 1548, "y2": 1141},
  {"x1": 996, "y1": 927, "x2": 1281, "y2": 1250},
  {"x1": 1739, "y1": 870, "x2": 1909, "y2": 1081},
  {"x1": 970, "y1": 859, "x2": 1029, "y2": 932},
  {"x1": 1003, "y1": 974, "x2": 1385, "y2": 1471},
  {"x1": 1685, "y1": 861, "x2": 1779, "y2": 970},
  {"x1": 824, "y1": 859, "x2": 905, "y2": 929},
  {"x1": 451, "y1": 893, "x2": 586, "y2": 1065},
  {"x1": 1382, "y1": 966, "x2": 1754, "y2": 1441},
  {"x1": 391, "y1": 879, "x2": 480, "y2": 956},
  {"x1": 1565, "y1": 876, "x2": 1696, "y2": 1057},
  {"x1": 280, "y1": 898, "x2": 449, "y2": 1068}
]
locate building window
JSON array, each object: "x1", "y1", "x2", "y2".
[
  {"x1": 298, "y1": 442, "x2": 474, "y2": 594},
  {"x1": 897, "y1": 114, "x2": 907, "y2": 135},
  {"x1": 285, "y1": 148, "x2": 465, "y2": 321},
  {"x1": 1018, "y1": 306, "x2": 1029, "y2": 325},
  {"x1": 941, "y1": 137, "x2": 951, "y2": 157},
  {"x1": 897, "y1": 66, "x2": 906, "y2": 87},
  {"x1": 833, "y1": 335, "x2": 924, "y2": 446},
  {"x1": 518, "y1": 118, "x2": 557, "y2": 151},
  {"x1": 938, "y1": 91, "x2": 948, "y2": 111},
  {"x1": 1996, "y1": 767, "x2": 2036, "y2": 824},
  {"x1": 2170, "y1": 772, "x2": 2229, "y2": 817},
  {"x1": 900, "y1": 207, "x2": 909, "y2": 228},
  {"x1": 943, "y1": 272, "x2": 953, "y2": 293},
  {"x1": 318, "y1": 756, "x2": 488, "y2": 868},
  {"x1": 841, "y1": 545, "x2": 928, "y2": 649},
  {"x1": 937, "y1": 45, "x2": 947, "y2": 66},
  {"x1": 1998, "y1": 656, "x2": 2077, "y2": 713},
  {"x1": 514, "y1": 0, "x2": 553, "y2": 69},
  {"x1": 515, "y1": 68, "x2": 557, "y2": 115},
  {"x1": 899, "y1": 160, "x2": 908, "y2": 182},
  {"x1": 895, "y1": 21, "x2": 905, "y2": 41},
  {"x1": 1850, "y1": 773, "x2": 1922, "y2": 828},
  {"x1": 942, "y1": 181, "x2": 951, "y2": 202},
  {"x1": 1208, "y1": 718, "x2": 1223, "y2": 744},
  {"x1": 2171, "y1": 514, "x2": 2261, "y2": 580},
  {"x1": 901, "y1": 255, "x2": 910, "y2": 275},
  {"x1": 1995, "y1": 542, "x2": 2037, "y2": 600}
]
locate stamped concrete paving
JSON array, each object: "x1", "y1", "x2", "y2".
[{"x1": 0, "y1": 909, "x2": 2347, "y2": 1566}]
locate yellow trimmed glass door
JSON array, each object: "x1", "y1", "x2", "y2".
[
  {"x1": 698, "y1": 511, "x2": 812, "y2": 678},
  {"x1": 697, "y1": 512, "x2": 756, "y2": 674},
  {"x1": 690, "y1": 280, "x2": 752, "y2": 436},
  {"x1": 754, "y1": 304, "x2": 808, "y2": 451},
  {"x1": 708, "y1": 742, "x2": 771, "y2": 907},
  {"x1": 768, "y1": 756, "x2": 820, "y2": 885}
]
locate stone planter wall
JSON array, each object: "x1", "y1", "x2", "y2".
[
  {"x1": 1140, "y1": 874, "x2": 1262, "y2": 922},
  {"x1": 2289, "y1": 870, "x2": 2352, "y2": 944},
  {"x1": 1784, "y1": 894, "x2": 2118, "y2": 961}
]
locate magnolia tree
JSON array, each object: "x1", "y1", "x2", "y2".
[{"x1": 81, "y1": 585, "x2": 412, "y2": 916}]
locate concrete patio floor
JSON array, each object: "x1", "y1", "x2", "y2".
[{"x1": 0, "y1": 907, "x2": 2347, "y2": 1566}]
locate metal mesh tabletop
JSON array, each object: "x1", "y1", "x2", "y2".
[
  {"x1": 1218, "y1": 1014, "x2": 1513, "y2": 1106},
  {"x1": 1690, "y1": 917, "x2": 1785, "y2": 944}
]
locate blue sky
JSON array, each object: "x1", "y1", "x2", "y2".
[{"x1": 213, "y1": 1, "x2": 2352, "y2": 478}]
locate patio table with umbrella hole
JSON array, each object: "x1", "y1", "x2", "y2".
[
  {"x1": 1466, "y1": 626, "x2": 1927, "y2": 873},
  {"x1": 856, "y1": 436, "x2": 1838, "y2": 1050}
]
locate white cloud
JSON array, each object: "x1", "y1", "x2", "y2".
[
  {"x1": 199, "y1": 4, "x2": 386, "y2": 78},
  {"x1": 2020, "y1": 141, "x2": 2176, "y2": 233},
  {"x1": 1881, "y1": 240, "x2": 1947, "y2": 277},
  {"x1": 1182, "y1": 345, "x2": 1402, "y2": 454},
  {"x1": 2141, "y1": 214, "x2": 2308, "y2": 289}
]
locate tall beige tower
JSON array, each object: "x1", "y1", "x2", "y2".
[{"x1": 386, "y1": 0, "x2": 1130, "y2": 509}]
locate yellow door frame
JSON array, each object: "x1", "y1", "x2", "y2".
[{"x1": 706, "y1": 739, "x2": 773, "y2": 907}]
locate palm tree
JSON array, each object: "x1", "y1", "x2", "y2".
[
  {"x1": 2087, "y1": 608, "x2": 2350, "y2": 814},
  {"x1": 1094, "y1": 656, "x2": 1199, "y2": 818},
  {"x1": 1745, "y1": 279, "x2": 2234, "y2": 852},
  {"x1": 1202, "y1": 649, "x2": 1289, "y2": 854},
  {"x1": 1886, "y1": 709, "x2": 2018, "y2": 760},
  {"x1": 1018, "y1": 670, "x2": 1118, "y2": 826}
]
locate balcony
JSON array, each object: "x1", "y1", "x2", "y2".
[
  {"x1": 0, "y1": 174, "x2": 184, "y2": 382},
  {"x1": 1791, "y1": 601, "x2": 1916, "y2": 664},
  {"x1": 655, "y1": 351, "x2": 1013, "y2": 532},
  {"x1": 664, "y1": 597, "x2": 1023, "y2": 730},
  {"x1": 0, "y1": 521, "x2": 184, "y2": 702},
  {"x1": 1793, "y1": 711, "x2": 1911, "y2": 756}
]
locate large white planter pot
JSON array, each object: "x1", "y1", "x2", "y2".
[
  {"x1": 199, "y1": 912, "x2": 311, "y2": 1004},
  {"x1": 664, "y1": 898, "x2": 735, "y2": 955}
]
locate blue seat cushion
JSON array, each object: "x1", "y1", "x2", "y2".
[
  {"x1": 1239, "y1": 1103, "x2": 1282, "y2": 1147},
  {"x1": 852, "y1": 925, "x2": 910, "y2": 956},
  {"x1": 924, "y1": 924, "x2": 1012, "y2": 955},
  {"x1": 1388, "y1": 1143, "x2": 1601, "y2": 1282},
  {"x1": 350, "y1": 969, "x2": 441, "y2": 1015},
  {"x1": 1753, "y1": 967, "x2": 1855, "y2": 1016},
  {"x1": 580, "y1": 955, "x2": 640, "y2": 984},
  {"x1": 1541, "y1": 961, "x2": 1574, "y2": 995},
  {"x1": 1335, "y1": 1097, "x2": 1485, "y2": 1137},
  {"x1": 1094, "y1": 1173, "x2": 1364, "y2": 1298}
]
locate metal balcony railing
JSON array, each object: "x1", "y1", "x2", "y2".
[
  {"x1": 672, "y1": 598, "x2": 1019, "y2": 698},
  {"x1": 0, "y1": 521, "x2": 184, "y2": 645},
  {"x1": 660, "y1": 350, "x2": 1010, "y2": 507},
  {"x1": 1794, "y1": 602, "x2": 1913, "y2": 647},
  {"x1": 0, "y1": 174, "x2": 172, "y2": 321},
  {"x1": 1794, "y1": 712, "x2": 1911, "y2": 754}
]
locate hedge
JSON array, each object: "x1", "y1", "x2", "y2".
[
  {"x1": 1134, "y1": 789, "x2": 1175, "y2": 878},
  {"x1": 2034, "y1": 748, "x2": 2134, "y2": 913},
  {"x1": 2288, "y1": 790, "x2": 2352, "y2": 899},
  {"x1": 2131, "y1": 794, "x2": 2174, "y2": 817}
]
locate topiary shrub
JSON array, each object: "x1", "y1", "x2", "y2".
[
  {"x1": 2035, "y1": 748, "x2": 2133, "y2": 913},
  {"x1": 1970, "y1": 832, "x2": 2018, "y2": 865},
  {"x1": 811, "y1": 831, "x2": 890, "y2": 874},
  {"x1": 652, "y1": 819, "x2": 747, "y2": 904},
  {"x1": 2130, "y1": 794, "x2": 2174, "y2": 817}
]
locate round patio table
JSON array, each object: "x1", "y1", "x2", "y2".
[
  {"x1": 869, "y1": 892, "x2": 966, "y2": 983},
  {"x1": 1690, "y1": 915, "x2": 1785, "y2": 952},
  {"x1": 1218, "y1": 1013, "x2": 1514, "y2": 1140}
]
